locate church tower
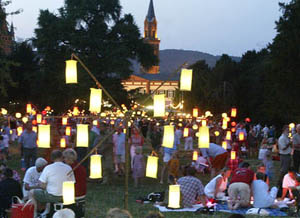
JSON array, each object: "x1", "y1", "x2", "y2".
[
  {"x1": 144, "y1": 0, "x2": 160, "y2": 74},
  {"x1": 0, "y1": 2, "x2": 14, "y2": 55}
]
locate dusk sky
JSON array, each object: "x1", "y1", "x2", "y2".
[{"x1": 6, "y1": 0, "x2": 290, "y2": 56}]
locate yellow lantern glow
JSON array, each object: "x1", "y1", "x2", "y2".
[
  {"x1": 226, "y1": 131, "x2": 231, "y2": 140},
  {"x1": 15, "y1": 113, "x2": 21, "y2": 119},
  {"x1": 201, "y1": 120, "x2": 207, "y2": 127},
  {"x1": 168, "y1": 185, "x2": 181, "y2": 209},
  {"x1": 192, "y1": 124, "x2": 198, "y2": 130},
  {"x1": 93, "y1": 120, "x2": 98, "y2": 126},
  {"x1": 222, "y1": 141, "x2": 227, "y2": 150},
  {"x1": 289, "y1": 123, "x2": 295, "y2": 131},
  {"x1": 231, "y1": 108, "x2": 237, "y2": 118},
  {"x1": 162, "y1": 125, "x2": 174, "y2": 148},
  {"x1": 231, "y1": 151, "x2": 236, "y2": 160},
  {"x1": 90, "y1": 155, "x2": 102, "y2": 179},
  {"x1": 180, "y1": 69, "x2": 193, "y2": 91},
  {"x1": 183, "y1": 128, "x2": 189, "y2": 137},
  {"x1": 22, "y1": 117, "x2": 28, "y2": 124},
  {"x1": 38, "y1": 125, "x2": 50, "y2": 148},
  {"x1": 154, "y1": 94, "x2": 165, "y2": 117},
  {"x1": 192, "y1": 108, "x2": 198, "y2": 118},
  {"x1": 1, "y1": 108, "x2": 7, "y2": 115},
  {"x1": 66, "y1": 126, "x2": 71, "y2": 136},
  {"x1": 76, "y1": 124, "x2": 89, "y2": 147},
  {"x1": 146, "y1": 156, "x2": 159, "y2": 178},
  {"x1": 239, "y1": 132, "x2": 245, "y2": 141},
  {"x1": 36, "y1": 114, "x2": 42, "y2": 124},
  {"x1": 198, "y1": 126, "x2": 210, "y2": 148},
  {"x1": 214, "y1": 131, "x2": 220, "y2": 136},
  {"x1": 65, "y1": 60, "x2": 77, "y2": 84},
  {"x1": 192, "y1": 151, "x2": 198, "y2": 161},
  {"x1": 32, "y1": 126, "x2": 37, "y2": 133},
  {"x1": 17, "y1": 126, "x2": 23, "y2": 136},
  {"x1": 60, "y1": 138, "x2": 66, "y2": 148},
  {"x1": 89, "y1": 88, "x2": 102, "y2": 114},
  {"x1": 26, "y1": 104, "x2": 32, "y2": 114},
  {"x1": 222, "y1": 120, "x2": 228, "y2": 130},
  {"x1": 62, "y1": 181, "x2": 75, "y2": 205},
  {"x1": 62, "y1": 117, "x2": 68, "y2": 126},
  {"x1": 73, "y1": 107, "x2": 80, "y2": 116}
]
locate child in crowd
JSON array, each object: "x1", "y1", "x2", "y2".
[
  {"x1": 194, "y1": 153, "x2": 208, "y2": 173},
  {"x1": 167, "y1": 152, "x2": 180, "y2": 184},
  {"x1": 254, "y1": 163, "x2": 270, "y2": 185},
  {"x1": 240, "y1": 143, "x2": 247, "y2": 158},
  {"x1": 263, "y1": 151, "x2": 274, "y2": 181},
  {"x1": 132, "y1": 146, "x2": 145, "y2": 188}
]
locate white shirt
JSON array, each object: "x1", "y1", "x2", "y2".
[
  {"x1": 278, "y1": 134, "x2": 292, "y2": 155},
  {"x1": 23, "y1": 166, "x2": 41, "y2": 187},
  {"x1": 39, "y1": 162, "x2": 75, "y2": 196},
  {"x1": 200, "y1": 143, "x2": 227, "y2": 158},
  {"x1": 282, "y1": 174, "x2": 296, "y2": 189},
  {"x1": 204, "y1": 175, "x2": 227, "y2": 198},
  {"x1": 252, "y1": 180, "x2": 277, "y2": 208}
]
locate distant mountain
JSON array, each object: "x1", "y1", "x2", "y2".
[{"x1": 131, "y1": 49, "x2": 241, "y2": 75}]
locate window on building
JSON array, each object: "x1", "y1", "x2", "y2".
[{"x1": 168, "y1": 90, "x2": 174, "y2": 98}]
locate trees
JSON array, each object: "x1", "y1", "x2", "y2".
[{"x1": 33, "y1": 0, "x2": 158, "y2": 112}]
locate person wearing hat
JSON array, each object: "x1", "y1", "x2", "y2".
[{"x1": 23, "y1": 157, "x2": 48, "y2": 199}]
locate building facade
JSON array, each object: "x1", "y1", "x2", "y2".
[{"x1": 0, "y1": 4, "x2": 14, "y2": 55}]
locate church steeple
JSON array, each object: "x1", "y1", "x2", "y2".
[{"x1": 143, "y1": 0, "x2": 160, "y2": 74}]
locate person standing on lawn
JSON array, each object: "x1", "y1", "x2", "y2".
[{"x1": 292, "y1": 124, "x2": 300, "y2": 172}]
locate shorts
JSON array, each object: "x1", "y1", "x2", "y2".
[
  {"x1": 34, "y1": 189, "x2": 62, "y2": 203},
  {"x1": 116, "y1": 154, "x2": 125, "y2": 163},
  {"x1": 212, "y1": 152, "x2": 228, "y2": 170},
  {"x1": 163, "y1": 153, "x2": 171, "y2": 163}
]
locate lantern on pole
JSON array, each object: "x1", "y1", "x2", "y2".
[
  {"x1": 153, "y1": 94, "x2": 165, "y2": 117},
  {"x1": 225, "y1": 131, "x2": 231, "y2": 141},
  {"x1": 222, "y1": 141, "x2": 227, "y2": 150},
  {"x1": 192, "y1": 151, "x2": 198, "y2": 161},
  {"x1": 65, "y1": 60, "x2": 77, "y2": 84},
  {"x1": 198, "y1": 126, "x2": 209, "y2": 148},
  {"x1": 168, "y1": 185, "x2": 181, "y2": 209},
  {"x1": 192, "y1": 108, "x2": 198, "y2": 118},
  {"x1": 89, "y1": 88, "x2": 102, "y2": 114},
  {"x1": 90, "y1": 155, "x2": 102, "y2": 179},
  {"x1": 231, "y1": 108, "x2": 237, "y2": 118},
  {"x1": 17, "y1": 126, "x2": 23, "y2": 136},
  {"x1": 162, "y1": 125, "x2": 174, "y2": 148},
  {"x1": 62, "y1": 117, "x2": 68, "y2": 126},
  {"x1": 26, "y1": 104, "x2": 32, "y2": 114},
  {"x1": 76, "y1": 124, "x2": 88, "y2": 147},
  {"x1": 146, "y1": 156, "x2": 159, "y2": 178},
  {"x1": 183, "y1": 128, "x2": 189, "y2": 137},
  {"x1": 38, "y1": 125, "x2": 50, "y2": 148},
  {"x1": 62, "y1": 181, "x2": 75, "y2": 205},
  {"x1": 180, "y1": 69, "x2": 193, "y2": 91},
  {"x1": 66, "y1": 126, "x2": 71, "y2": 136},
  {"x1": 36, "y1": 114, "x2": 42, "y2": 124},
  {"x1": 231, "y1": 151, "x2": 236, "y2": 160},
  {"x1": 60, "y1": 138, "x2": 66, "y2": 148},
  {"x1": 239, "y1": 132, "x2": 245, "y2": 141}
]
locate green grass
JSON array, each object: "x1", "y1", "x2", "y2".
[{"x1": 6, "y1": 142, "x2": 285, "y2": 218}]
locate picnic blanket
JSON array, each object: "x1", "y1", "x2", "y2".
[
  {"x1": 154, "y1": 204, "x2": 204, "y2": 212},
  {"x1": 216, "y1": 204, "x2": 288, "y2": 217}
]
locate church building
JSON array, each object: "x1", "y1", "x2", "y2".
[
  {"x1": 122, "y1": 0, "x2": 179, "y2": 106},
  {"x1": 0, "y1": 3, "x2": 14, "y2": 55}
]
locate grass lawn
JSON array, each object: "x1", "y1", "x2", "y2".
[{"x1": 6, "y1": 141, "x2": 284, "y2": 218}]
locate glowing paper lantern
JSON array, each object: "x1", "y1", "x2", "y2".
[
  {"x1": 239, "y1": 132, "x2": 245, "y2": 141},
  {"x1": 66, "y1": 126, "x2": 71, "y2": 136},
  {"x1": 231, "y1": 151, "x2": 236, "y2": 160},
  {"x1": 192, "y1": 124, "x2": 198, "y2": 130},
  {"x1": 146, "y1": 156, "x2": 159, "y2": 178},
  {"x1": 214, "y1": 131, "x2": 220, "y2": 136},
  {"x1": 180, "y1": 69, "x2": 193, "y2": 91},
  {"x1": 289, "y1": 123, "x2": 295, "y2": 131},
  {"x1": 22, "y1": 117, "x2": 28, "y2": 124},
  {"x1": 73, "y1": 107, "x2": 80, "y2": 116},
  {"x1": 76, "y1": 124, "x2": 89, "y2": 147},
  {"x1": 15, "y1": 113, "x2": 21, "y2": 119},
  {"x1": 198, "y1": 126, "x2": 209, "y2": 148},
  {"x1": 32, "y1": 126, "x2": 37, "y2": 133},
  {"x1": 38, "y1": 125, "x2": 50, "y2": 148},
  {"x1": 168, "y1": 185, "x2": 181, "y2": 209},
  {"x1": 231, "y1": 121, "x2": 237, "y2": 127},
  {"x1": 90, "y1": 155, "x2": 102, "y2": 179},
  {"x1": 1, "y1": 108, "x2": 7, "y2": 115},
  {"x1": 225, "y1": 131, "x2": 231, "y2": 141},
  {"x1": 201, "y1": 120, "x2": 207, "y2": 127},
  {"x1": 162, "y1": 125, "x2": 174, "y2": 148},
  {"x1": 26, "y1": 104, "x2": 32, "y2": 114},
  {"x1": 205, "y1": 111, "x2": 211, "y2": 117},
  {"x1": 154, "y1": 94, "x2": 165, "y2": 117},
  {"x1": 62, "y1": 181, "x2": 75, "y2": 205},
  {"x1": 183, "y1": 128, "x2": 189, "y2": 137},
  {"x1": 222, "y1": 120, "x2": 228, "y2": 130},
  {"x1": 192, "y1": 108, "x2": 198, "y2": 118},
  {"x1": 65, "y1": 60, "x2": 77, "y2": 84},
  {"x1": 89, "y1": 88, "x2": 102, "y2": 114},
  {"x1": 192, "y1": 151, "x2": 198, "y2": 161},
  {"x1": 222, "y1": 113, "x2": 227, "y2": 118},
  {"x1": 231, "y1": 108, "x2": 237, "y2": 118},
  {"x1": 62, "y1": 117, "x2": 68, "y2": 126},
  {"x1": 17, "y1": 127, "x2": 23, "y2": 136},
  {"x1": 60, "y1": 138, "x2": 66, "y2": 148},
  {"x1": 222, "y1": 141, "x2": 227, "y2": 150},
  {"x1": 36, "y1": 114, "x2": 42, "y2": 124},
  {"x1": 93, "y1": 120, "x2": 98, "y2": 126},
  {"x1": 245, "y1": 117, "x2": 251, "y2": 123},
  {"x1": 231, "y1": 128, "x2": 236, "y2": 133}
]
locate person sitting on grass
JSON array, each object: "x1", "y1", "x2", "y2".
[
  {"x1": 132, "y1": 146, "x2": 145, "y2": 188},
  {"x1": 254, "y1": 163, "x2": 270, "y2": 185},
  {"x1": 177, "y1": 166, "x2": 206, "y2": 208},
  {"x1": 167, "y1": 152, "x2": 180, "y2": 184},
  {"x1": 204, "y1": 167, "x2": 231, "y2": 200},
  {"x1": 281, "y1": 167, "x2": 298, "y2": 200},
  {"x1": 252, "y1": 172, "x2": 278, "y2": 208},
  {"x1": 106, "y1": 208, "x2": 132, "y2": 218}
]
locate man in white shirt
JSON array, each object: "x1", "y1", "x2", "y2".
[
  {"x1": 281, "y1": 168, "x2": 297, "y2": 200},
  {"x1": 277, "y1": 125, "x2": 292, "y2": 186},
  {"x1": 23, "y1": 157, "x2": 48, "y2": 199},
  {"x1": 34, "y1": 150, "x2": 75, "y2": 203},
  {"x1": 252, "y1": 172, "x2": 278, "y2": 208}
]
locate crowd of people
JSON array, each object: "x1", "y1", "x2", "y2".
[{"x1": 0, "y1": 114, "x2": 299, "y2": 217}]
